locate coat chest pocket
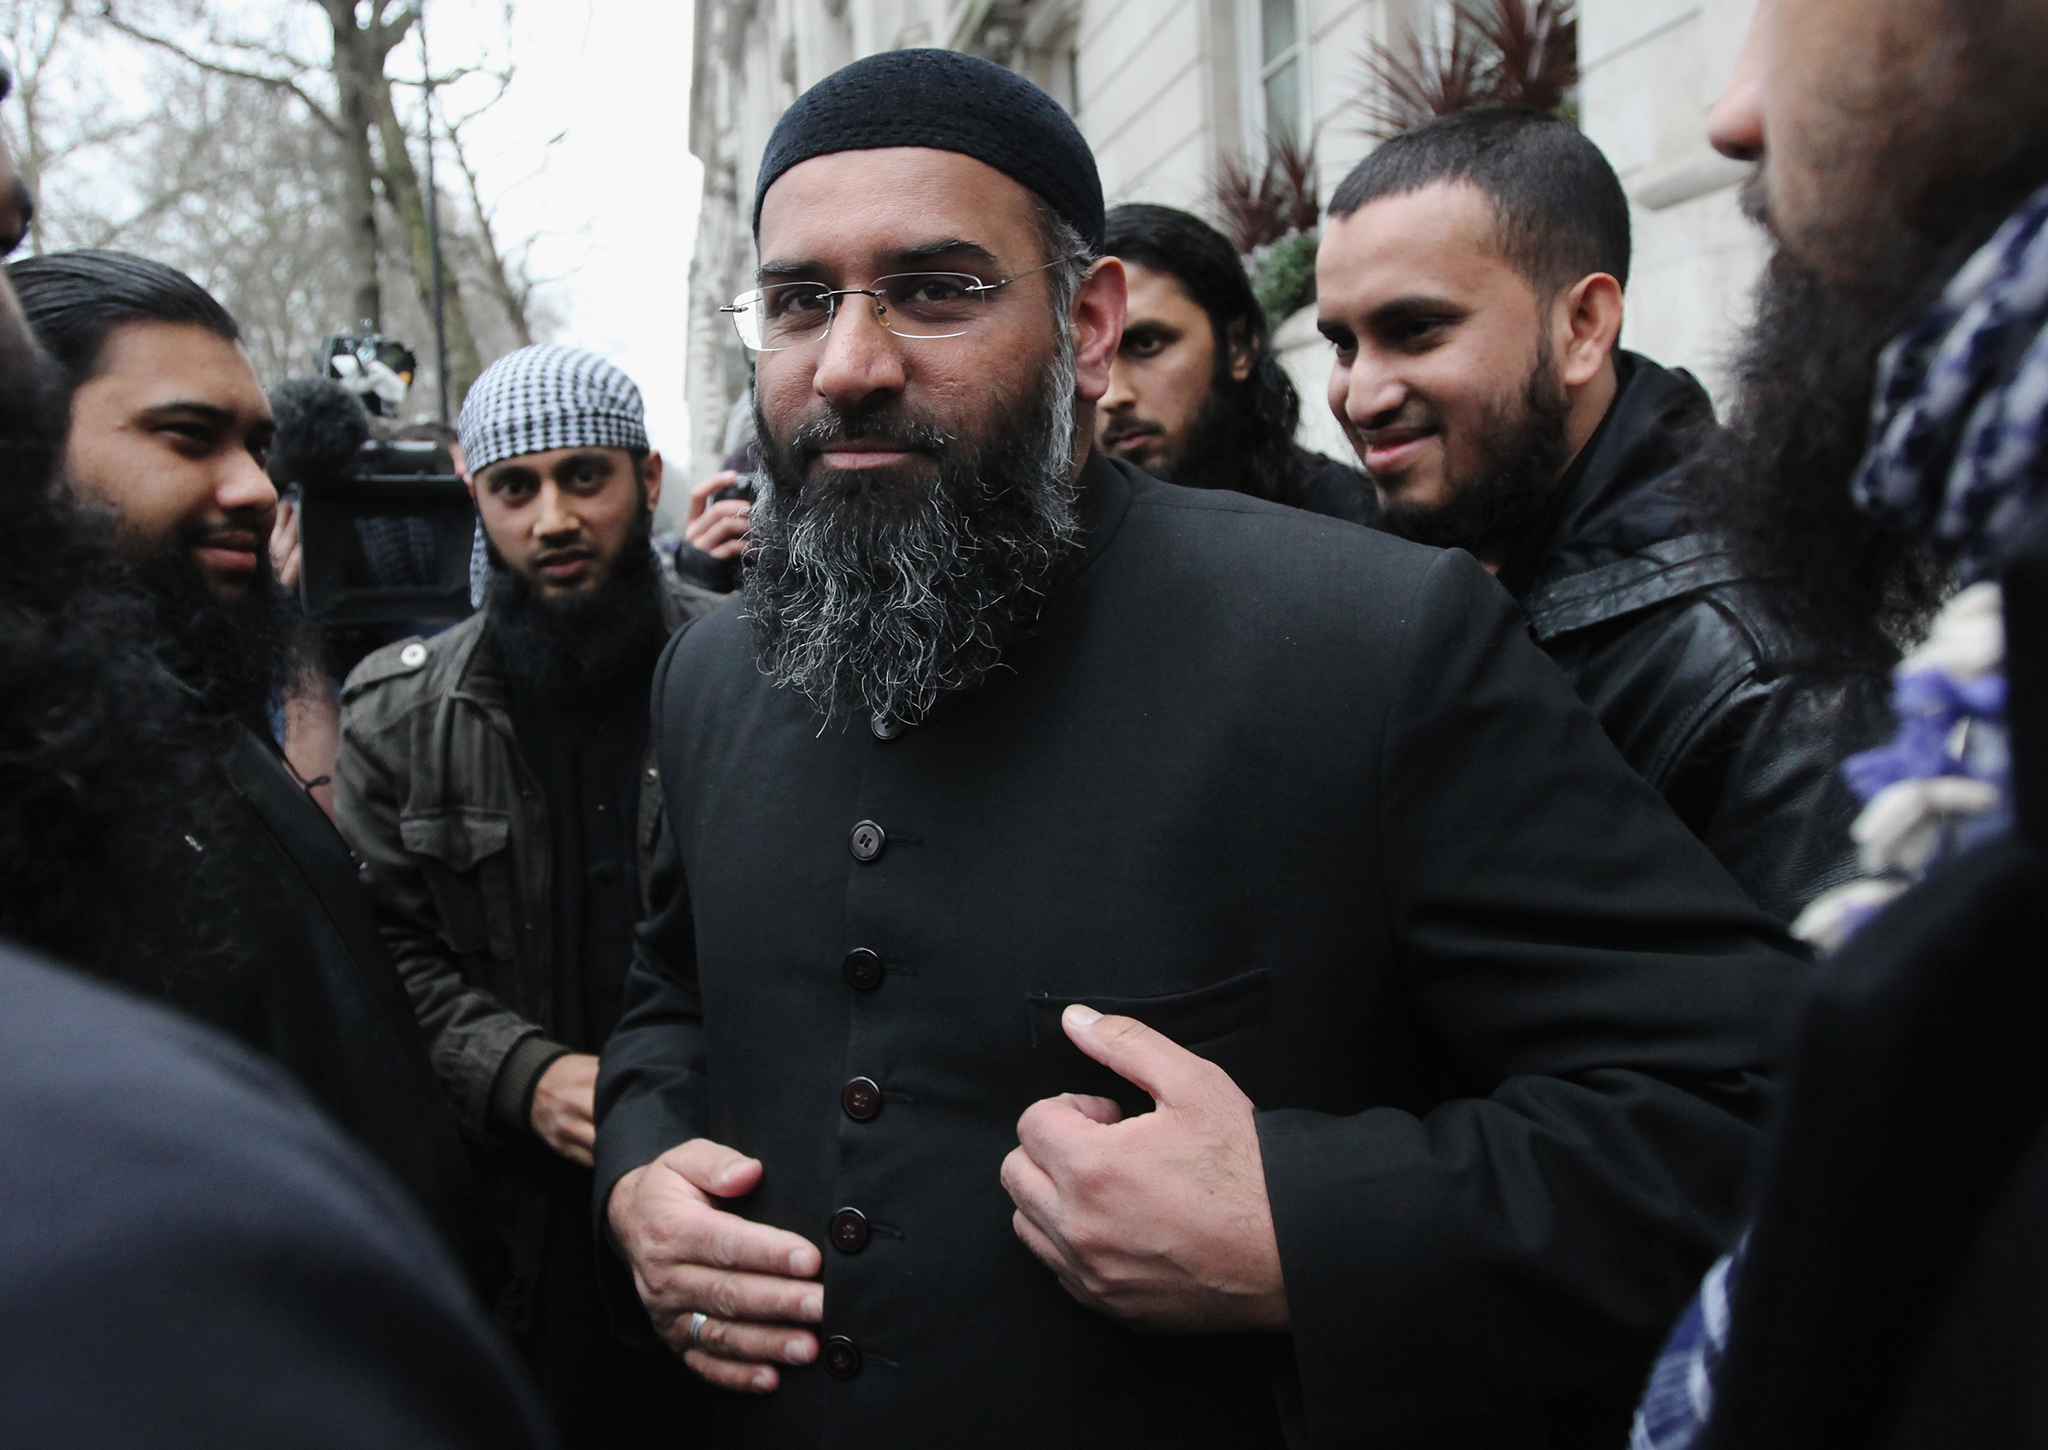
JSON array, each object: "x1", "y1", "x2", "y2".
[
  {"x1": 1027, "y1": 969, "x2": 1271, "y2": 1116},
  {"x1": 400, "y1": 810, "x2": 518, "y2": 964}
]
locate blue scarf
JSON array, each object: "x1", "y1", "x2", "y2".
[{"x1": 1854, "y1": 178, "x2": 2048, "y2": 583}]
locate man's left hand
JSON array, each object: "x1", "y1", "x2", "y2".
[
  {"x1": 1000, "y1": 1004, "x2": 1288, "y2": 1334},
  {"x1": 270, "y1": 498, "x2": 303, "y2": 590}
]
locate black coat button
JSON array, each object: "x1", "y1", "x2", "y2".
[
  {"x1": 829, "y1": 1207, "x2": 870, "y2": 1254},
  {"x1": 842, "y1": 948, "x2": 884, "y2": 992},
  {"x1": 849, "y1": 820, "x2": 886, "y2": 862},
  {"x1": 841, "y1": 1077, "x2": 882, "y2": 1121},
  {"x1": 823, "y1": 1334, "x2": 862, "y2": 1379},
  {"x1": 870, "y1": 711, "x2": 905, "y2": 741}
]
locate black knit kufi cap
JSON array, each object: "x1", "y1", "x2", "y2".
[{"x1": 753, "y1": 48, "x2": 1105, "y2": 253}]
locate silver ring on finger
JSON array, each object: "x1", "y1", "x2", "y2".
[{"x1": 688, "y1": 1311, "x2": 709, "y2": 1348}]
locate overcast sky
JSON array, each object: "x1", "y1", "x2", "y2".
[{"x1": 429, "y1": 0, "x2": 704, "y2": 465}]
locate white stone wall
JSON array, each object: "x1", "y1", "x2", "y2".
[{"x1": 1579, "y1": 0, "x2": 1763, "y2": 405}]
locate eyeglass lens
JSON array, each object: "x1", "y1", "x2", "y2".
[{"x1": 731, "y1": 272, "x2": 989, "y2": 350}]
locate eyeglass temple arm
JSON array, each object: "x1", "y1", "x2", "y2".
[{"x1": 968, "y1": 253, "x2": 1091, "y2": 296}]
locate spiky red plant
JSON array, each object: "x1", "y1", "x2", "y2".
[
  {"x1": 1354, "y1": 0, "x2": 1579, "y2": 139},
  {"x1": 1212, "y1": 130, "x2": 1321, "y2": 255},
  {"x1": 1473, "y1": 0, "x2": 1579, "y2": 113}
]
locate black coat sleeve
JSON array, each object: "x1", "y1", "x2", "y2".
[
  {"x1": 594, "y1": 632, "x2": 710, "y2": 1217},
  {"x1": 1257, "y1": 547, "x2": 1810, "y2": 1445}
]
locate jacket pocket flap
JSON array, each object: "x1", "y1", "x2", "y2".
[
  {"x1": 1028, "y1": 969, "x2": 1272, "y2": 1050},
  {"x1": 399, "y1": 809, "x2": 512, "y2": 871},
  {"x1": 1026, "y1": 970, "x2": 1271, "y2": 1114}
]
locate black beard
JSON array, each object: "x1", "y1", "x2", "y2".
[
  {"x1": 1375, "y1": 346, "x2": 1572, "y2": 561},
  {"x1": 1689, "y1": 17, "x2": 2048, "y2": 670},
  {"x1": 743, "y1": 348, "x2": 1082, "y2": 727},
  {"x1": 1683, "y1": 245, "x2": 1953, "y2": 670},
  {"x1": 0, "y1": 326, "x2": 228, "y2": 988},
  {"x1": 486, "y1": 515, "x2": 670, "y2": 716},
  {"x1": 127, "y1": 530, "x2": 291, "y2": 727},
  {"x1": 1150, "y1": 350, "x2": 1306, "y2": 509}
]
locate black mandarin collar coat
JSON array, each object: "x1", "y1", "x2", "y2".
[{"x1": 595, "y1": 454, "x2": 1807, "y2": 1449}]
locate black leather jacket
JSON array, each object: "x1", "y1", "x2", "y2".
[{"x1": 1508, "y1": 354, "x2": 1891, "y2": 923}]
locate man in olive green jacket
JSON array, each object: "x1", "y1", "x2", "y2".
[{"x1": 336, "y1": 345, "x2": 722, "y2": 1448}]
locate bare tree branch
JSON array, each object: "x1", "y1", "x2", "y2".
[
  {"x1": 439, "y1": 105, "x2": 544, "y2": 346},
  {"x1": 389, "y1": 62, "x2": 505, "y2": 93},
  {"x1": 96, "y1": 5, "x2": 342, "y2": 134}
]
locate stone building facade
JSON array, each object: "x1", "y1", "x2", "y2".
[{"x1": 683, "y1": 0, "x2": 1766, "y2": 479}]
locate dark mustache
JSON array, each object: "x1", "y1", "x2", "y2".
[
  {"x1": 788, "y1": 402, "x2": 957, "y2": 457},
  {"x1": 179, "y1": 514, "x2": 271, "y2": 553},
  {"x1": 1100, "y1": 418, "x2": 1164, "y2": 445}
]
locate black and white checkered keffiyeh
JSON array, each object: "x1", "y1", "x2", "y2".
[{"x1": 458, "y1": 343, "x2": 650, "y2": 475}]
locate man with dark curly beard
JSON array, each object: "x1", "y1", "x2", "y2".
[
  {"x1": 7, "y1": 247, "x2": 474, "y2": 1259},
  {"x1": 0, "y1": 67, "x2": 545, "y2": 1448},
  {"x1": 1626, "y1": 2, "x2": 2048, "y2": 1447}
]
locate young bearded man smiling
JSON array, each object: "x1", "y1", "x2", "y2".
[
  {"x1": 595, "y1": 48, "x2": 1808, "y2": 1450},
  {"x1": 6, "y1": 249, "x2": 475, "y2": 1258},
  {"x1": 335, "y1": 345, "x2": 721, "y2": 1448},
  {"x1": 1314, "y1": 107, "x2": 1883, "y2": 925}
]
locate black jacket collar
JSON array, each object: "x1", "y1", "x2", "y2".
[{"x1": 1512, "y1": 352, "x2": 1738, "y2": 635}]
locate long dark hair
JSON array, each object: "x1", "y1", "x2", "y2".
[{"x1": 1104, "y1": 204, "x2": 1304, "y2": 506}]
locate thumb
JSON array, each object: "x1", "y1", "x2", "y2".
[
  {"x1": 1061, "y1": 1004, "x2": 1210, "y2": 1108},
  {"x1": 661, "y1": 1137, "x2": 764, "y2": 1199}
]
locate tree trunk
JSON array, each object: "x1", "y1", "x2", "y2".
[
  {"x1": 370, "y1": 76, "x2": 482, "y2": 402},
  {"x1": 320, "y1": 0, "x2": 382, "y2": 331}
]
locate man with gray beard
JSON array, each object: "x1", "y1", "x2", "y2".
[
  {"x1": 598, "y1": 48, "x2": 1806, "y2": 1450},
  {"x1": 744, "y1": 316, "x2": 1080, "y2": 723}
]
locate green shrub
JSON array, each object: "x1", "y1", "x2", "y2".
[{"x1": 1250, "y1": 229, "x2": 1319, "y2": 324}]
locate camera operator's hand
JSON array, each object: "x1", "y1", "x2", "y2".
[
  {"x1": 685, "y1": 470, "x2": 753, "y2": 560},
  {"x1": 270, "y1": 498, "x2": 303, "y2": 590}
]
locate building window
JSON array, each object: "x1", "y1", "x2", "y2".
[{"x1": 1246, "y1": 0, "x2": 1308, "y2": 147}]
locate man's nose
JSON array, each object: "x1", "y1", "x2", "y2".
[
  {"x1": 0, "y1": 131, "x2": 31, "y2": 257},
  {"x1": 1099, "y1": 358, "x2": 1137, "y2": 414},
  {"x1": 1332, "y1": 356, "x2": 1405, "y2": 431},
  {"x1": 218, "y1": 448, "x2": 278, "y2": 516},
  {"x1": 810, "y1": 295, "x2": 908, "y2": 410},
  {"x1": 1708, "y1": 4, "x2": 1768, "y2": 163},
  {"x1": 0, "y1": 180, "x2": 33, "y2": 258},
  {"x1": 535, "y1": 481, "x2": 581, "y2": 539}
]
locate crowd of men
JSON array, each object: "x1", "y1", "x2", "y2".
[{"x1": 0, "y1": 0, "x2": 2041, "y2": 1445}]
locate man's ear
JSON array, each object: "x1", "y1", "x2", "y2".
[
  {"x1": 1224, "y1": 317, "x2": 1255, "y2": 384},
  {"x1": 640, "y1": 449, "x2": 664, "y2": 514},
  {"x1": 1070, "y1": 256, "x2": 1128, "y2": 406},
  {"x1": 1556, "y1": 272, "x2": 1624, "y2": 390}
]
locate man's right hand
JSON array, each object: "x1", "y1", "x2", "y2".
[{"x1": 608, "y1": 1139, "x2": 824, "y2": 1393}]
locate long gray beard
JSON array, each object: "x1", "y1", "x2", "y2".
[{"x1": 743, "y1": 342, "x2": 1081, "y2": 727}]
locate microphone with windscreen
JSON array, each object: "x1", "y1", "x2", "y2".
[{"x1": 268, "y1": 376, "x2": 474, "y2": 627}]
